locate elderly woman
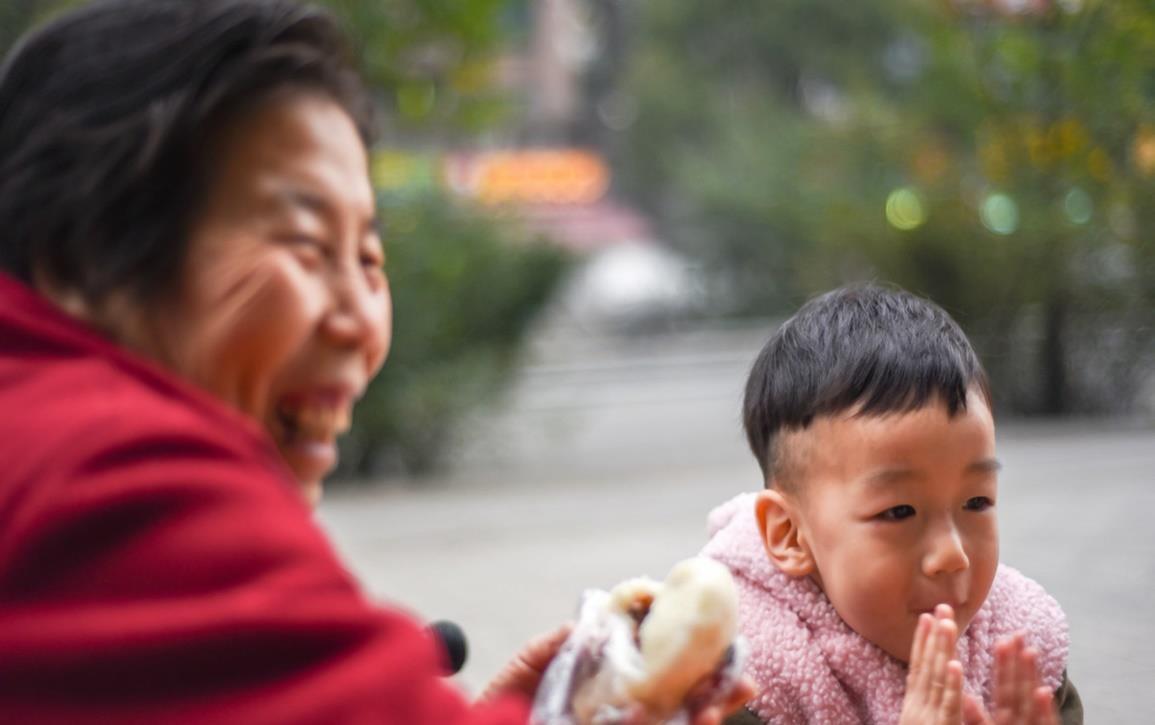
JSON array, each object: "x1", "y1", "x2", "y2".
[
  {"x1": 0, "y1": 0, "x2": 564, "y2": 721},
  {"x1": 0, "y1": 1, "x2": 753, "y2": 723}
]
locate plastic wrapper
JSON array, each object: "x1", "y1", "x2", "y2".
[{"x1": 531, "y1": 557, "x2": 748, "y2": 725}]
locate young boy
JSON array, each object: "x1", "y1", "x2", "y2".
[{"x1": 705, "y1": 284, "x2": 1082, "y2": 724}]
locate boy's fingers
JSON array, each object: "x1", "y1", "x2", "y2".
[
  {"x1": 938, "y1": 660, "x2": 964, "y2": 720},
  {"x1": 993, "y1": 635, "x2": 1019, "y2": 722},
  {"x1": 907, "y1": 613, "x2": 932, "y2": 691},
  {"x1": 935, "y1": 603, "x2": 955, "y2": 622},
  {"x1": 1032, "y1": 686, "x2": 1058, "y2": 725},
  {"x1": 1018, "y1": 647, "x2": 1039, "y2": 720},
  {"x1": 963, "y1": 695, "x2": 995, "y2": 725},
  {"x1": 929, "y1": 619, "x2": 956, "y2": 708}
]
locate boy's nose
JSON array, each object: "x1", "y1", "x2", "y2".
[{"x1": 922, "y1": 524, "x2": 970, "y2": 577}]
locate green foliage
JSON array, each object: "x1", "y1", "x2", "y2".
[
  {"x1": 619, "y1": 0, "x2": 1155, "y2": 414},
  {"x1": 0, "y1": 0, "x2": 80, "y2": 53},
  {"x1": 321, "y1": 0, "x2": 518, "y2": 134},
  {"x1": 340, "y1": 193, "x2": 570, "y2": 476}
]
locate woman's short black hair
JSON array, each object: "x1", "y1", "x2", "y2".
[
  {"x1": 743, "y1": 283, "x2": 992, "y2": 485},
  {"x1": 0, "y1": 0, "x2": 375, "y2": 305}
]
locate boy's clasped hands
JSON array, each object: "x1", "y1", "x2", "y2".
[{"x1": 900, "y1": 604, "x2": 1057, "y2": 725}]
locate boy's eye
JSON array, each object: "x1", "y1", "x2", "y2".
[
  {"x1": 963, "y1": 496, "x2": 994, "y2": 512},
  {"x1": 878, "y1": 504, "x2": 916, "y2": 521}
]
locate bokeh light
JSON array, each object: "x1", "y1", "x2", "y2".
[
  {"x1": 980, "y1": 192, "x2": 1019, "y2": 235},
  {"x1": 885, "y1": 187, "x2": 926, "y2": 230},
  {"x1": 1063, "y1": 187, "x2": 1093, "y2": 224}
]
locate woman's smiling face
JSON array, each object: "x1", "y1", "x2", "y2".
[{"x1": 137, "y1": 92, "x2": 391, "y2": 503}]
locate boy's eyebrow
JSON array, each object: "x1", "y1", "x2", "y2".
[
  {"x1": 967, "y1": 457, "x2": 1002, "y2": 474},
  {"x1": 862, "y1": 467, "x2": 919, "y2": 486},
  {"x1": 862, "y1": 457, "x2": 1002, "y2": 486}
]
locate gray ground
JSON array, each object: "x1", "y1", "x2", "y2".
[{"x1": 318, "y1": 325, "x2": 1155, "y2": 723}]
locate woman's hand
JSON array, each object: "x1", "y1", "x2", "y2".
[
  {"x1": 479, "y1": 624, "x2": 573, "y2": 702},
  {"x1": 480, "y1": 624, "x2": 755, "y2": 724},
  {"x1": 687, "y1": 675, "x2": 758, "y2": 725},
  {"x1": 900, "y1": 604, "x2": 965, "y2": 725}
]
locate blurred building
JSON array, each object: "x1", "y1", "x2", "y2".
[{"x1": 377, "y1": 0, "x2": 695, "y2": 331}]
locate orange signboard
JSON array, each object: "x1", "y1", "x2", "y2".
[{"x1": 448, "y1": 150, "x2": 610, "y2": 205}]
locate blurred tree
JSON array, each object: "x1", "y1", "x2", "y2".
[
  {"x1": 0, "y1": 0, "x2": 78, "y2": 52},
  {"x1": 618, "y1": 0, "x2": 1155, "y2": 415},
  {"x1": 318, "y1": 0, "x2": 576, "y2": 476},
  {"x1": 340, "y1": 192, "x2": 568, "y2": 475},
  {"x1": 323, "y1": 0, "x2": 519, "y2": 137}
]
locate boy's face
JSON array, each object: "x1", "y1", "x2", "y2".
[{"x1": 769, "y1": 390, "x2": 998, "y2": 662}]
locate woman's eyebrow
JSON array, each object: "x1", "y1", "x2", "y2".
[
  {"x1": 276, "y1": 187, "x2": 378, "y2": 235},
  {"x1": 277, "y1": 188, "x2": 333, "y2": 222}
]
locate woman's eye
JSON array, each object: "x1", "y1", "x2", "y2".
[
  {"x1": 284, "y1": 234, "x2": 326, "y2": 255},
  {"x1": 964, "y1": 496, "x2": 994, "y2": 512},
  {"x1": 878, "y1": 504, "x2": 916, "y2": 521}
]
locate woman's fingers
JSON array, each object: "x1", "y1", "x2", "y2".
[
  {"x1": 479, "y1": 623, "x2": 573, "y2": 701},
  {"x1": 689, "y1": 675, "x2": 757, "y2": 725},
  {"x1": 721, "y1": 676, "x2": 758, "y2": 713}
]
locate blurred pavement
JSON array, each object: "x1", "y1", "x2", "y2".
[{"x1": 318, "y1": 325, "x2": 1155, "y2": 722}]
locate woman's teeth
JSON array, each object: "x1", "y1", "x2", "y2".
[{"x1": 278, "y1": 403, "x2": 351, "y2": 441}]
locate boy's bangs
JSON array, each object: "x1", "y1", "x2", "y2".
[
  {"x1": 817, "y1": 340, "x2": 991, "y2": 421},
  {"x1": 743, "y1": 284, "x2": 992, "y2": 478}
]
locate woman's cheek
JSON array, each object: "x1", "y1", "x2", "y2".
[
  {"x1": 369, "y1": 282, "x2": 393, "y2": 373},
  {"x1": 189, "y1": 253, "x2": 321, "y2": 412}
]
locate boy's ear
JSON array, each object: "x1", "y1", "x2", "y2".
[{"x1": 755, "y1": 489, "x2": 814, "y2": 578}]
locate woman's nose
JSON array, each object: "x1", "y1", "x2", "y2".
[
  {"x1": 322, "y1": 267, "x2": 388, "y2": 355},
  {"x1": 922, "y1": 523, "x2": 970, "y2": 577}
]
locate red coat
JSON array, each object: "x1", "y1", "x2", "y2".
[{"x1": 0, "y1": 273, "x2": 528, "y2": 724}]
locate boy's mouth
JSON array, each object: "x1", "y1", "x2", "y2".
[{"x1": 913, "y1": 601, "x2": 967, "y2": 617}]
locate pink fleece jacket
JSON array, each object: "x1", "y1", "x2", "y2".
[{"x1": 701, "y1": 493, "x2": 1068, "y2": 725}]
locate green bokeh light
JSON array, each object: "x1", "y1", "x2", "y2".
[
  {"x1": 885, "y1": 187, "x2": 926, "y2": 231},
  {"x1": 1063, "y1": 187, "x2": 1093, "y2": 224},
  {"x1": 980, "y1": 193, "x2": 1019, "y2": 235}
]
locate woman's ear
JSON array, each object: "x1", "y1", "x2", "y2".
[
  {"x1": 754, "y1": 489, "x2": 814, "y2": 578},
  {"x1": 34, "y1": 270, "x2": 93, "y2": 322}
]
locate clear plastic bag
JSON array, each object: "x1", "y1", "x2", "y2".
[{"x1": 531, "y1": 560, "x2": 747, "y2": 725}]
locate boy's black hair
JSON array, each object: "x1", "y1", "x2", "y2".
[
  {"x1": 0, "y1": 0, "x2": 374, "y2": 307},
  {"x1": 743, "y1": 283, "x2": 992, "y2": 486}
]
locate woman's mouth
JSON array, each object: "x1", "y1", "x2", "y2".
[
  {"x1": 270, "y1": 393, "x2": 355, "y2": 490},
  {"x1": 275, "y1": 400, "x2": 351, "y2": 443}
]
